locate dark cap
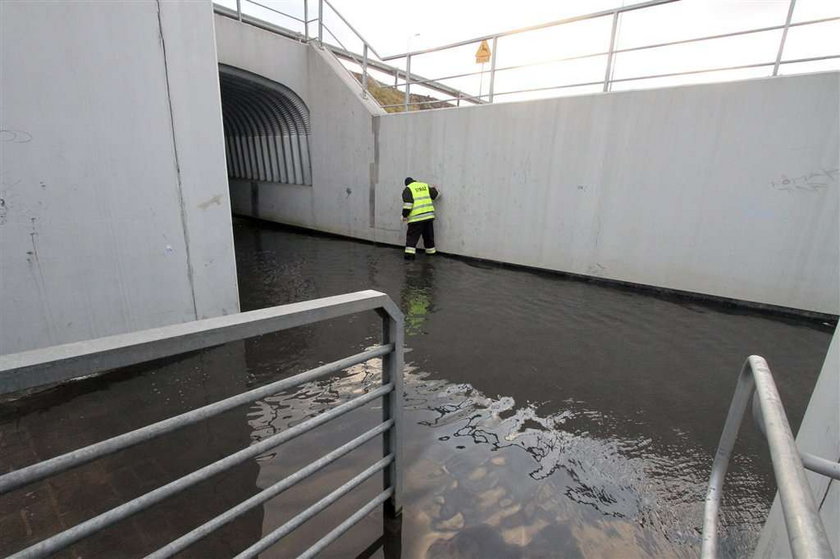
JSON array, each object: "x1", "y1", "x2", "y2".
[{"x1": 404, "y1": 177, "x2": 414, "y2": 186}]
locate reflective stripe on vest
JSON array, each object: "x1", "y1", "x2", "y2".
[{"x1": 407, "y1": 182, "x2": 435, "y2": 223}]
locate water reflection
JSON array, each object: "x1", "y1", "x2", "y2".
[
  {"x1": 239, "y1": 354, "x2": 768, "y2": 557},
  {"x1": 232, "y1": 219, "x2": 832, "y2": 558},
  {"x1": 0, "y1": 344, "x2": 264, "y2": 558},
  {"x1": 402, "y1": 261, "x2": 437, "y2": 336},
  {"x1": 3, "y1": 219, "x2": 827, "y2": 558}
]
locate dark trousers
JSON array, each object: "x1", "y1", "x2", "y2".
[{"x1": 405, "y1": 219, "x2": 435, "y2": 255}]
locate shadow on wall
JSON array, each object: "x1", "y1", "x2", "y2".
[{"x1": 219, "y1": 65, "x2": 312, "y2": 186}]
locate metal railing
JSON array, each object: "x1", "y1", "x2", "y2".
[
  {"x1": 0, "y1": 290, "x2": 404, "y2": 559},
  {"x1": 701, "y1": 355, "x2": 838, "y2": 559},
  {"x1": 214, "y1": 0, "x2": 482, "y2": 109},
  {"x1": 217, "y1": 0, "x2": 839, "y2": 112}
]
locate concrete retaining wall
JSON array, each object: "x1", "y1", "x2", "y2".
[
  {"x1": 374, "y1": 73, "x2": 839, "y2": 315},
  {"x1": 1, "y1": 1, "x2": 239, "y2": 355},
  {"x1": 215, "y1": 15, "x2": 384, "y2": 242},
  {"x1": 218, "y1": 16, "x2": 838, "y2": 315}
]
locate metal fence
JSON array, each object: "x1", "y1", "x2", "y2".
[
  {"x1": 214, "y1": 0, "x2": 839, "y2": 112},
  {"x1": 0, "y1": 290, "x2": 404, "y2": 558},
  {"x1": 701, "y1": 355, "x2": 838, "y2": 559}
]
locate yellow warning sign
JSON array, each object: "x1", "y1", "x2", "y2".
[{"x1": 475, "y1": 40, "x2": 491, "y2": 64}]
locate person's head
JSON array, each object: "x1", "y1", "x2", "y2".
[{"x1": 404, "y1": 177, "x2": 414, "y2": 186}]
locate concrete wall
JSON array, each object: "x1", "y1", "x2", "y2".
[
  {"x1": 215, "y1": 15, "x2": 385, "y2": 242},
  {"x1": 0, "y1": 1, "x2": 239, "y2": 355},
  {"x1": 755, "y1": 327, "x2": 839, "y2": 558},
  {"x1": 218, "y1": 18, "x2": 838, "y2": 314},
  {"x1": 375, "y1": 74, "x2": 839, "y2": 314}
]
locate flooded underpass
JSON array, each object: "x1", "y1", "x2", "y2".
[{"x1": 1, "y1": 217, "x2": 834, "y2": 558}]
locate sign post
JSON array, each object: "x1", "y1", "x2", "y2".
[{"x1": 475, "y1": 40, "x2": 492, "y2": 100}]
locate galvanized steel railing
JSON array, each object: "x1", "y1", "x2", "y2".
[
  {"x1": 0, "y1": 290, "x2": 404, "y2": 559},
  {"x1": 701, "y1": 355, "x2": 837, "y2": 559},
  {"x1": 213, "y1": 0, "x2": 481, "y2": 108},
  {"x1": 215, "y1": 0, "x2": 839, "y2": 112}
]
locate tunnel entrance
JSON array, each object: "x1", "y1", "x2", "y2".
[{"x1": 219, "y1": 65, "x2": 312, "y2": 186}]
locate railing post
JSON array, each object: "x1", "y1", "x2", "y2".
[
  {"x1": 362, "y1": 44, "x2": 369, "y2": 99},
  {"x1": 773, "y1": 0, "x2": 797, "y2": 75},
  {"x1": 603, "y1": 10, "x2": 620, "y2": 92},
  {"x1": 318, "y1": 0, "x2": 323, "y2": 46},
  {"x1": 404, "y1": 54, "x2": 412, "y2": 112},
  {"x1": 380, "y1": 310, "x2": 404, "y2": 517},
  {"x1": 304, "y1": 0, "x2": 308, "y2": 40},
  {"x1": 488, "y1": 36, "x2": 498, "y2": 103},
  {"x1": 236, "y1": 0, "x2": 242, "y2": 21}
]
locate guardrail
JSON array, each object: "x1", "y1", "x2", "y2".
[
  {"x1": 215, "y1": 0, "x2": 838, "y2": 112},
  {"x1": 213, "y1": 0, "x2": 482, "y2": 109},
  {"x1": 0, "y1": 290, "x2": 404, "y2": 558},
  {"x1": 701, "y1": 355, "x2": 837, "y2": 559}
]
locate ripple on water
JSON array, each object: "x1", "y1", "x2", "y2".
[{"x1": 245, "y1": 356, "x2": 769, "y2": 558}]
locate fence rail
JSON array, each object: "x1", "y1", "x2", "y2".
[
  {"x1": 701, "y1": 355, "x2": 837, "y2": 559},
  {"x1": 215, "y1": 0, "x2": 838, "y2": 112},
  {"x1": 0, "y1": 290, "x2": 404, "y2": 559}
]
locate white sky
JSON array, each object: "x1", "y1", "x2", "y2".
[{"x1": 218, "y1": 0, "x2": 840, "y2": 104}]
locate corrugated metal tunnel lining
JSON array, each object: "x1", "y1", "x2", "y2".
[{"x1": 219, "y1": 65, "x2": 312, "y2": 186}]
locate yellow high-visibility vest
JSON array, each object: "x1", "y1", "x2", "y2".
[{"x1": 406, "y1": 182, "x2": 435, "y2": 223}]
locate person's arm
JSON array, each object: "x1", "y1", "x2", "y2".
[
  {"x1": 430, "y1": 185, "x2": 441, "y2": 200},
  {"x1": 402, "y1": 187, "x2": 413, "y2": 219}
]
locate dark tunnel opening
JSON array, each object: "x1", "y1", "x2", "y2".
[{"x1": 219, "y1": 65, "x2": 312, "y2": 186}]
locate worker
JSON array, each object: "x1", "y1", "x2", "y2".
[{"x1": 401, "y1": 177, "x2": 441, "y2": 260}]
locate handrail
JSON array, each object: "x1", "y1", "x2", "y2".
[
  {"x1": 701, "y1": 355, "x2": 834, "y2": 559},
  {"x1": 322, "y1": 0, "x2": 382, "y2": 60},
  {"x1": 216, "y1": 0, "x2": 839, "y2": 110},
  {"x1": 380, "y1": 0, "x2": 679, "y2": 61},
  {"x1": 0, "y1": 290, "x2": 405, "y2": 559}
]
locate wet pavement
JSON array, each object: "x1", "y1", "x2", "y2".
[{"x1": 0, "y1": 217, "x2": 834, "y2": 558}]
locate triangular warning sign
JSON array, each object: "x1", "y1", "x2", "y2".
[{"x1": 475, "y1": 40, "x2": 491, "y2": 64}]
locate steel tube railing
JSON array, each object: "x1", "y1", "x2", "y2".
[
  {"x1": 7, "y1": 384, "x2": 394, "y2": 559},
  {"x1": 701, "y1": 356, "x2": 834, "y2": 559},
  {"x1": 317, "y1": 0, "x2": 323, "y2": 44},
  {"x1": 322, "y1": 0, "x2": 381, "y2": 59},
  {"x1": 0, "y1": 290, "x2": 396, "y2": 394},
  {"x1": 0, "y1": 344, "x2": 391, "y2": 495},
  {"x1": 216, "y1": 0, "x2": 838, "y2": 110},
  {"x1": 774, "y1": 0, "x2": 797, "y2": 75},
  {"x1": 247, "y1": 0, "x2": 306, "y2": 24},
  {"x1": 234, "y1": 455, "x2": 394, "y2": 558},
  {"x1": 480, "y1": 54, "x2": 840, "y2": 101},
  {"x1": 801, "y1": 452, "x2": 840, "y2": 480},
  {"x1": 404, "y1": 54, "x2": 412, "y2": 111},
  {"x1": 379, "y1": 309, "x2": 404, "y2": 515},
  {"x1": 342, "y1": 15, "x2": 840, "y2": 97},
  {"x1": 751, "y1": 395, "x2": 840, "y2": 481},
  {"x1": 603, "y1": 11, "x2": 620, "y2": 92},
  {"x1": 147, "y1": 420, "x2": 394, "y2": 559},
  {"x1": 381, "y1": 0, "x2": 678, "y2": 60},
  {"x1": 297, "y1": 489, "x2": 393, "y2": 559},
  {"x1": 2, "y1": 290, "x2": 405, "y2": 558},
  {"x1": 488, "y1": 36, "x2": 498, "y2": 102}
]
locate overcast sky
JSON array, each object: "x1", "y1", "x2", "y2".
[{"x1": 222, "y1": 0, "x2": 839, "y2": 103}]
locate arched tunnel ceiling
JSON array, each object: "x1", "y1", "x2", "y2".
[{"x1": 219, "y1": 65, "x2": 312, "y2": 186}]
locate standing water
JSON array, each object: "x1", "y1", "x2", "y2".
[
  {"x1": 232, "y1": 219, "x2": 833, "y2": 558},
  {"x1": 0, "y1": 218, "x2": 833, "y2": 558}
]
